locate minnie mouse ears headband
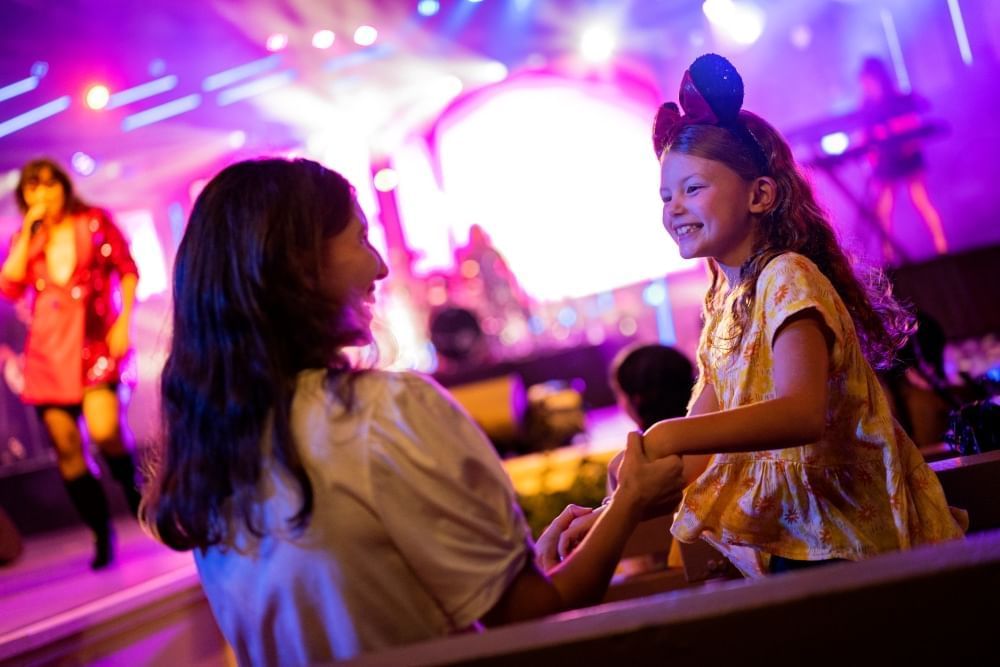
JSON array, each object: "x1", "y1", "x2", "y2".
[{"x1": 652, "y1": 53, "x2": 770, "y2": 173}]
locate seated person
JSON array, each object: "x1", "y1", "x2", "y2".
[{"x1": 142, "y1": 158, "x2": 684, "y2": 666}]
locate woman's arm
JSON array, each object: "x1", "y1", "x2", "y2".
[
  {"x1": 482, "y1": 434, "x2": 684, "y2": 625},
  {"x1": 0, "y1": 204, "x2": 46, "y2": 286},
  {"x1": 106, "y1": 273, "x2": 137, "y2": 358},
  {"x1": 643, "y1": 311, "x2": 831, "y2": 459}
]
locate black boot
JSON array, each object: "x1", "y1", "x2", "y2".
[
  {"x1": 103, "y1": 453, "x2": 142, "y2": 517},
  {"x1": 64, "y1": 474, "x2": 114, "y2": 570}
]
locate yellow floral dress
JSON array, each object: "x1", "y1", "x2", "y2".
[{"x1": 670, "y1": 253, "x2": 964, "y2": 577}]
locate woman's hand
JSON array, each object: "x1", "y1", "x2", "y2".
[
  {"x1": 23, "y1": 203, "x2": 47, "y2": 233},
  {"x1": 614, "y1": 432, "x2": 684, "y2": 513},
  {"x1": 106, "y1": 315, "x2": 130, "y2": 359},
  {"x1": 534, "y1": 504, "x2": 593, "y2": 573}
]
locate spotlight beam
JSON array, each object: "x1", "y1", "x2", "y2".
[
  {"x1": 0, "y1": 76, "x2": 40, "y2": 104},
  {"x1": 121, "y1": 93, "x2": 202, "y2": 131},
  {"x1": 0, "y1": 96, "x2": 71, "y2": 138},
  {"x1": 107, "y1": 75, "x2": 179, "y2": 109}
]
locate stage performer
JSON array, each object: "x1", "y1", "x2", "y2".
[{"x1": 1, "y1": 158, "x2": 141, "y2": 569}]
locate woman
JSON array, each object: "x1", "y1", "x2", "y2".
[
  {"x1": 144, "y1": 157, "x2": 683, "y2": 665},
  {"x1": 0, "y1": 158, "x2": 141, "y2": 569}
]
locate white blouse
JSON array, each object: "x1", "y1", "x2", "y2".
[{"x1": 195, "y1": 369, "x2": 532, "y2": 666}]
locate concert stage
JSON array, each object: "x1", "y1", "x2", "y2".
[{"x1": 0, "y1": 518, "x2": 228, "y2": 666}]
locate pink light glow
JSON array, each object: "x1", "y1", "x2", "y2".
[{"x1": 395, "y1": 72, "x2": 696, "y2": 301}]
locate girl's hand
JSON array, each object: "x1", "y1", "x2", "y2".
[
  {"x1": 106, "y1": 315, "x2": 130, "y2": 359},
  {"x1": 615, "y1": 431, "x2": 684, "y2": 512}
]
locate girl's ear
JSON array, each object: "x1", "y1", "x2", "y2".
[{"x1": 748, "y1": 176, "x2": 778, "y2": 215}]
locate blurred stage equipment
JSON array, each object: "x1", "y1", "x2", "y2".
[
  {"x1": 524, "y1": 381, "x2": 587, "y2": 451},
  {"x1": 447, "y1": 374, "x2": 526, "y2": 455},
  {"x1": 788, "y1": 110, "x2": 948, "y2": 263}
]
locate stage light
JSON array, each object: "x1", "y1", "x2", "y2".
[
  {"x1": 460, "y1": 259, "x2": 480, "y2": 279},
  {"x1": 31, "y1": 61, "x2": 48, "y2": 78},
  {"x1": 85, "y1": 84, "x2": 110, "y2": 110},
  {"x1": 373, "y1": 167, "x2": 399, "y2": 192},
  {"x1": 879, "y1": 9, "x2": 910, "y2": 93},
  {"x1": 312, "y1": 29, "x2": 335, "y2": 49},
  {"x1": 215, "y1": 70, "x2": 296, "y2": 107},
  {"x1": 203, "y1": 55, "x2": 282, "y2": 92},
  {"x1": 266, "y1": 33, "x2": 288, "y2": 52},
  {"x1": 354, "y1": 26, "x2": 378, "y2": 46},
  {"x1": 618, "y1": 317, "x2": 638, "y2": 337},
  {"x1": 790, "y1": 24, "x2": 812, "y2": 49},
  {"x1": 189, "y1": 178, "x2": 208, "y2": 202},
  {"x1": 121, "y1": 93, "x2": 201, "y2": 131},
  {"x1": 467, "y1": 0, "x2": 484, "y2": 3},
  {"x1": 228, "y1": 130, "x2": 247, "y2": 148},
  {"x1": 820, "y1": 132, "x2": 849, "y2": 156},
  {"x1": 70, "y1": 151, "x2": 96, "y2": 176},
  {"x1": 702, "y1": 0, "x2": 765, "y2": 46},
  {"x1": 947, "y1": 0, "x2": 974, "y2": 65},
  {"x1": 417, "y1": 0, "x2": 440, "y2": 17},
  {"x1": 148, "y1": 58, "x2": 166, "y2": 76},
  {"x1": 579, "y1": 24, "x2": 617, "y2": 63},
  {"x1": 107, "y1": 75, "x2": 178, "y2": 109},
  {"x1": 0, "y1": 95, "x2": 71, "y2": 139},
  {"x1": 557, "y1": 307, "x2": 578, "y2": 328},
  {"x1": 0, "y1": 76, "x2": 39, "y2": 103},
  {"x1": 642, "y1": 280, "x2": 667, "y2": 306}
]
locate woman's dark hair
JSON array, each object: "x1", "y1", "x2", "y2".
[
  {"x1": 148, "y1": 158, "x2": 361, "y2": 551},
  {"x1": 15, "y1": 158, "x2": 88, "y2": 215},
  {"x1": 860, "y1": 56, "x2": 896, "y2": 95},
  {"x1": 611, "y1": 344, "x2": 695, "y2": 430},
  {"x1": 666, "y1": 112, "x2": 913, "y2": 369}
]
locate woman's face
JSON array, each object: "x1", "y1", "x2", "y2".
[
  {"x1": 20, "y1": 167, "x2": 66, "y2": 218},
  {"x1": 321, "y1": 203, "x2": 389, "y2": 339}
]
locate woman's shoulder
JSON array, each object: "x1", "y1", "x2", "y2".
[{"x1": 297, "y1": 367, "x2": 449, "y2": 409}]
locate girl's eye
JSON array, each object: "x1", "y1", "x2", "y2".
[
  {"x1": 661, "y1": 195, "x2": 672, "y2": 204},
  {"x1": 686, "y1": 185, "x2": 703, "y2": 194}
]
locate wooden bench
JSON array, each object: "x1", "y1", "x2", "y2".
[{"x1": 347, "y1": 528, "x2": 1000, "y2": 666}]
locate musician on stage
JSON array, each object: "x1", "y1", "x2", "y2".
[
  {"x1": 0, "y1": 158, "x2": 141, "y2": 569},
  {"x1": 859, "y1": 56, "x2": 948, "y2": 261}
]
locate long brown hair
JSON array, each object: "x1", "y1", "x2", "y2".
[
  {"x1": 666, "y1": 113, "x2": 912, "y2": 369},
  {"x1": 146, "y1": 158, "x2": 362, "y2": 551}
]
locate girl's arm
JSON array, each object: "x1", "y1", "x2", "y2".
[
  {"x1": 679, "y1": 382, "x2": 717, "y2": 484},
  {"x1": 643, "y1": 310, "x2": 831, "y2": 459}
]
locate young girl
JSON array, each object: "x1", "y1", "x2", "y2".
[
  {"x1": 628, "y1": 54, "x2": 963, "y2": 577},
  {"x1": 143, "y1": 157, "x2": 683, "y2": 664}
]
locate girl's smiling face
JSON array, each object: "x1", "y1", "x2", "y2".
[{"x1": 660, "y1": 151, "x2": 759, "y2": 271}]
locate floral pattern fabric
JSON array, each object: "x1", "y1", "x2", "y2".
[{"x1": 671, "y1": 252, "x2": 964, "y2": 577}]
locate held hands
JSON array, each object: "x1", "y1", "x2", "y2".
[
  {"x1": 544, "y1": 433, "x2": 684, "y2": 566},
  {"x1": 106, "y1": 315, "x2": 130, "y2": 359},
  {"x1": 614, "y1": 431, "x2": 683, "y2": 512},
  {"x1": 534, "y1": 504, "x2": 593, "y2": 572}
]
